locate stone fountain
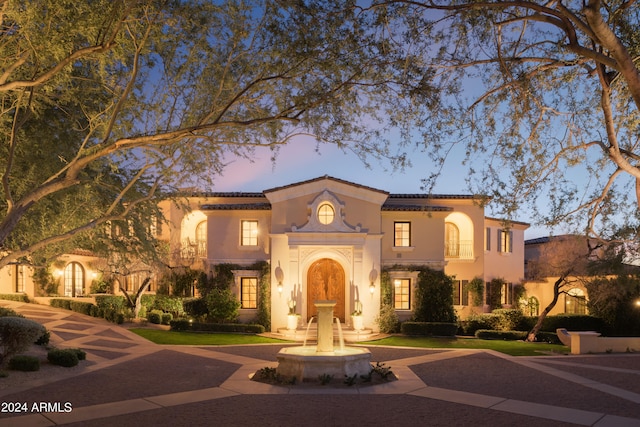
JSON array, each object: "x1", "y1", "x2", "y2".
[{"x1": 276, "y1": 300, "x2": 371, "y2": 382}]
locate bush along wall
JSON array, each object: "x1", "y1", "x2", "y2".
[
  {"x1": 51, "y1": 296, "x2": 127, "y2": 324},
  {"x1": 192, "y1": 261, "x2": 270, "y2": 330}
]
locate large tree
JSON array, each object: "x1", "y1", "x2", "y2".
[
  {"x1": 0, "y1": 0, "x2": 406, "y2": 269},
  {"x1": 372, "y1": 1, "x2": 640, "y2": 239}
]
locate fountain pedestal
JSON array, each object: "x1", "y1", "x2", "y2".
[
  {"x1": 276, "y1": 300, "x2": 371, "y2": 382},
  {"x1": 315, "y1": 300, "x2": 336, "y2": 353}
]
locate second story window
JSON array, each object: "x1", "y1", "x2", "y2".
[
  {"x1": 394, "y1": 222, "x2": 411, "y2": 247},
  {"x1": 196, "y1": 220, "x2": 207, "y2": 257},
  {"x1": 241, "y1": 220, "x2": 258, "y2": 246},
  {"x1": 499, "y1": 229, "x2": 513, "y2": 253}
]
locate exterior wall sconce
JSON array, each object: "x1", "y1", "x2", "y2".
[
  {"x1": 369, "y1": 267, "x2": 378, "y2": 295},
  {"x1": 275, "y1": 264, "x2": 284, "y2": 294}
]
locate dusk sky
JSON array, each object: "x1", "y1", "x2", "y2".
[{"x1": 212, "y1": 136, "x2": 549, "y2": 240}]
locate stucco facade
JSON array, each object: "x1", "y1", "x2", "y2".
[{"x1": 0, "y1": 175, "x2": 530, "y2": 331}]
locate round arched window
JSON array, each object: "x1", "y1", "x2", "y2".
[{"x1": 318, "y1": 203, "x2": 335, "y2": 225}]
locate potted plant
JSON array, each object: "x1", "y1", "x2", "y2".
[
  {"x1": 287, "y1": 299, "x2": 299, "y2": 330},
  {"x1": 351, "y1": 300, "x2": 364, "y2": 331}
]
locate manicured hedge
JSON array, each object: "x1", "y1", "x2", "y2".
[
  {"x1": 401, "y1": 322, "x2": 458, "y2": 337},
  {"x1": 538, "y1": 315, "x2": 606, "y2": 334},
  {"x1": 459, "y1": 314, "x2": 606, "y2": 337},
  {"x1": 0, "y1": 294, "x2": 29, "y2": 302},
  {"x1": 170, "y1": 319, "x2": 265, "y2": 334},
  {"x1": 50, "y1": 298, "x2": 73, "y2": 311},
  {"x1": 8, "y1": 355, "x2": 40, "y2": 371}
]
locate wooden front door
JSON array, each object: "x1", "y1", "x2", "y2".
[{"x1": 307, "y1": 258, "x2": 345, "y2": 322}]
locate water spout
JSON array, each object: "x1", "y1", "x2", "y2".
[
  {"x1": 302, "y1": 316, "x2": 315, "y2": 347},
  {"x1": 335, "y1": 317, "x2": 345, "y2": 352}
]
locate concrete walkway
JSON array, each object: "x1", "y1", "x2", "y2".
[{"x1": 1, "y1": 300, "x2": 640, "y2": 426}]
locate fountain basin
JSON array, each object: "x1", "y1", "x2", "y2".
[{"x1": 276, "y1": 346, "x2": 372, "y2": 382}]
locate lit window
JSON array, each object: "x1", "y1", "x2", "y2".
[
  {"x1": 393, "y1": 278, "x2": 411, "y2": 310},
  {"x1": 241, "y1": 277, "x2": 257, "y2": 309},
  {"x1": 499, "y1": 229, "x2": 513, "y2": 253},
  {"x1": 241, "y1": 220, "x2": 258, "y2": 246},
  {"x1": 394, "y1": 222, "x2": 411, "y2": 247},
  {"x1": 318, "y1": 203, "x2": 335, "y2": 225}
]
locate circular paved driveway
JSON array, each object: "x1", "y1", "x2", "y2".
[{"x1": 1, "y1": 300, "x2": 640, "y2": 427}]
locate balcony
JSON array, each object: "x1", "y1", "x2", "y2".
[
  {"x1": 445, "y1": 240, "x2": 473, "y2": 259},
  {"x1": 181, "y1": 239, "x2": 207, "y2": 260}
]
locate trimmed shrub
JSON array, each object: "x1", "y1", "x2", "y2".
[
  {"x1": 492, "y1": 309, "x2": 524, "y2": 331},
  {"x1": 94, "y1": 295, "x2": 126, "y2": 312},
  {"x1": 169, "y1": 320, "x2": 265, "y2": 334},
  {"x1": 0, "y1": 293, "x2": 29, "y2": 302},
  {"x1": 412, "y1": 268, "x2": 456, "y2": 323},
  {"x1": 458, "y1": 314, "x2": 497, "y2": 336},
  {"x1": 70, "y1": 300, "x2": 96, "y2": 316},
  {"x1": 161, "y1": 313, "x2": 173, "y2": 325},
  {"x1": 35, "y1": 330, "x2": 50, "y2": 346},
  {"x1": 47, "y1": 349, "x2": 79, "y2": 367},
  {"x1": 147, "y1": 310, "x2": 163, "y2": 324},
  {"x1": 8, "y1": 355, "x2": 40, "y2": 372},
  {"x1": 0, "y1": 317, "x2": 46, "y2": 366},
  {"x1": 67, "y1": 348, "x2": 86, "y2": 361},
  {"x1": 183, "y1": 297, "x2": 208, "y2": 319},
  {"x1": 205, "y1": 288, "x2": 240, "y2": 323},
  {"x1": 401, "y1": 322, "x2": 458, "y2": 337},
  {"x1": 376, "y1": 304, "x2": 400, "y2": 333},
  {"x1": 475, "y1": 329, "x2": 528, "y2": 341},
  {"x1": 50, "y1": 298, "x2": 72, "y2": 310},
  {"x1": 0, "y1": 307, "x2": 23, "y2": 318},
  {"x1": 152, "y1": 295, "x2": 184, "y2": 317}
]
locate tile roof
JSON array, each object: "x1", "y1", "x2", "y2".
[
  {"x1": 201, "y1": 202, "x2": 271, "y2": 210},
  {"x1": 381, "y1": 204, "x2": 452, "y2": 212},
  {"x1": 263, "y1": 175, "x2": 388, "y2": 195}
]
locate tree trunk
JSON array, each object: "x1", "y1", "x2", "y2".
[
  {"x1": 526, "y1": 275, "x2": 566, "y2": 342},
  {"x1": 119, "y1": 277, "x2": 152, "y2": 319}
]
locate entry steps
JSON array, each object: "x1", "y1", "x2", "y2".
[{"x1": 274, "y1": 323, "x2": 378, "y2": 343}]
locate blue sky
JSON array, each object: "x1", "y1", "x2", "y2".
[{"x1": 212, "y1": 136, "x2": 549, "y2": 239}]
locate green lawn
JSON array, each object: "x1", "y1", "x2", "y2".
[
  {"x1": 130, "y1": 328, "x2": 568, "y2": 356},
  {"x1": 129, "y1": 329, "x2": 291, "y2": 345},
  {"x1": 361, "y1": 336, "x2": 568, "y2": 356}
]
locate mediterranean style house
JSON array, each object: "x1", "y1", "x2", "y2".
[{"x1": 1, "y1": 175, "x2": 529, "y2": 332}]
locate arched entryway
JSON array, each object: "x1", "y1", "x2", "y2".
[
  {"x1": 64, "y1": 262, "x2": 84, "y2": 297},
  {"x1": 307, "y1": 258, "x2": 345, "y2": 322}
]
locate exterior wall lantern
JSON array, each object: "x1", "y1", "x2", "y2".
[
  {"x1": 275, "y1": 264, "x2": 284, "y2": 294},
  {"x1": 369, "y1": 267, "x2": 378, "y2": 294}
]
